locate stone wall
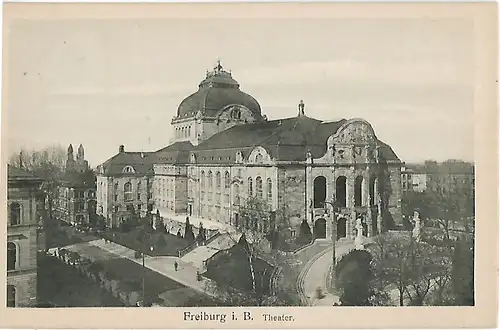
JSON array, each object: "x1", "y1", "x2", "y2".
[
  {"x1": 277, "y1": 167, "x2": 306, "y2": 231},
  {"x1": 7, "y1": 271, "x2": 37, "y2": 307}
]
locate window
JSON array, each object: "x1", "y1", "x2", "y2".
[
  {"x1": 224, "y1": 171, "x2": 230, "y2": 189},
  {"x1": 267, "y1": 178, "x2": 272, "y2": 201},
  {"x1": 10, "y1": 203, "x2": 20, "y2": 226},
  {"x1": 124, "y1": 182, "x2": 132, "y2": 201},
  {"x1": 256, "y1": 177, "x2": 263, "y2": 198},
  {"x1": 201, "y1": 171, "x2": 205, "y2": 190},
  {"x1": 137, "y1": 182, "x2": 141, "y2": 200},
  {"x1": 216, "y1": 172, "x2": 221, "y2": 189},
  {"x1": 114, "y1": 194, "x2": 118, "y2": 202},
  {"x1": 248, "y1": 177, "x2": 253, "y2": 196},
  {"x1": 7, "y1": 242, "x2": 17, "y2": 271},
  {"x1": 7, "y1": 285, "x2": 15, "y2": 307},
  {"x1": 208, "y1": 171, "x2": 213, "y2": 187},
  {"x1": 114, "y1": 206, "x2": 119, "y2": 213}
]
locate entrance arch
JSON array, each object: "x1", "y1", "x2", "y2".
[
  {"x1": 313, "y1": 176, "x2": 327, "y2": 208},
  {"x1": 313, "y1": 218, "x2": 327, "y2": 239},
  {"x1": 337, "y1": 218, "x2": 347, "y2": 239},
  {"x1": 336, "y1": 176, "x2": 347, "y2": 207}
]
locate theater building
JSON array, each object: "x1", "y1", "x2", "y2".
[
  {"x1": 7, "y1": 165, "x2": 43, "y2": 307},
  {"x1": 96, "y1": 61, "x2": 403, "y2": 239}
]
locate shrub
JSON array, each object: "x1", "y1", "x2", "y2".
[{"x1": 134, "y1": 251, "x2": 142, "y2": 259}]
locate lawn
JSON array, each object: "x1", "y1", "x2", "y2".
[
  {"x1": 99, "y1": 226, "x2": 191, "y2": 256},
  {"x1": 92, "y1": 257, "x2": 186, "y2": 304},
  {"x1": 37, "y1": 254, "x2": 124, "y2": 307}
]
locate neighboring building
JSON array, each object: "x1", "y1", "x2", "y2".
[
  {"x1": 7, "y1": 165, "x2": 43, "y2": 307},
  {"x1": 55, "y1": 144, "x2": 97, "y2": 226},
  {"x1": 401, "y1": 166, "x2": 414, "y2": 193},
  {"x1": 97, "y1": 61, "x2": 403, "y2": 240},
  {"x1": 411, "y1": 173, "x2": 428, "y2": 192}
]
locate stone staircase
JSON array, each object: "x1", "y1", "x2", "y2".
[{"x1": 181, "y1": 232, "x2": 241, "y2": 269}]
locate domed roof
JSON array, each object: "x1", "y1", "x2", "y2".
[{"x1": 176, "y1": 61, "x2": 262, "y2": 119}]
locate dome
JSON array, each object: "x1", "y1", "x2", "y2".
[{"x1": 176, "y1": 61, "x2": 262, "y2": 119}]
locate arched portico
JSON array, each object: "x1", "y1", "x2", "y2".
[{"x1": 313, "y1": 218, "x2": 327, "y2": 239}]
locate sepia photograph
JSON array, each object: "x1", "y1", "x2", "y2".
[{"x1": 1, "y1": 2, "x2": 497, "y2": 329}]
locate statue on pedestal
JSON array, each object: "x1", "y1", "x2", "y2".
[
  {"x1": 412, "y1": 211, "x2": 422, "y2": 242},
  {"x1": 354, "y1": 218, "x2": 365, "y2": 250}
]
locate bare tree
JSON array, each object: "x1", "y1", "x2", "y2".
[
  {"x1": 9, "y1": 145, "x2": 67, "y2": 250},
  {"x1": 371, "y1": 232, "x2": 452, "y2": 306}
]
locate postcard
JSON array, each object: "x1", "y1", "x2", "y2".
[{"x1": 1, "y1": 2, "x2": 497, "y2": 329}]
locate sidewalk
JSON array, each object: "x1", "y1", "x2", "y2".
[{"x1": 302, "y1": 240, "x2": 354, "y2": 306}]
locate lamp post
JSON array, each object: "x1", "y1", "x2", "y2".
[{"x1": 324, "y1": 199, "x2": 341, "y2": 291}]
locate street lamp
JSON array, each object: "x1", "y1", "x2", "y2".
[{"x1": 323, "y1": 198, "x2": 341, "y2": 291}]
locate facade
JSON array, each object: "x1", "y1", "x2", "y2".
[
  {"x1": 55, "y1": 144, "x2": 97, "y2": 226},
  {"x1": 7, "y1": 165, "x2": 43, "y2": 307},
  {"x1": 401, "y1": 166, "x2": 414, "y2": 193},
  {"x1": 412, "y1": 173, "x2": 428, "y2": 192},
  {"x1": 97, "y1": 61, "x2": 403, "y2": 239}
]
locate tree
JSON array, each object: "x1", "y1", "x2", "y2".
[
  {"x1": 451, "y1": 237, "x2": 474, "y2": 305},
  {"x1": 371, "y1": 232, "x2": 452, "y2": 306},
  {"x1": 297, "y1": 219, "x2": 313, "y2": 245},
  {"x1": 336, "y1": 250, "x2": 374, "y2": 306},
  {"x1": 184, "y1": 217, "x2": 195, "y2": 243},
  {"x1": 154, "y1": 210, "x2": 163, "y2": 232},
  {"x1": 9, "y1": 145, "x2": 67, "y2": 251},
  {"x1": 234, "y1": 195, "x2": 274, "y2": 293},
  {"x1": 197, "y1": 222, "x2": 206, "y2": 243}
]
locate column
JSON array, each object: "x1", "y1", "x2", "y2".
[
  {"x1": 366, "y1": 206, "x2": 373, "y2": 237},
  {"x1": 350, "y1": 209, "x2": 357, "y2": 239}
]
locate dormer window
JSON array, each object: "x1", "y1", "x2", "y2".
[{"x1": 122, "y1": 166, "x2": 135, "y2": 173}]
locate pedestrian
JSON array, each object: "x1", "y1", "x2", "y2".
[{"x1": 174, "y1": 261, "x2": 178, "y2": 272}]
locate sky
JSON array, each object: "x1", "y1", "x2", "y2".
[{"x1": 4, "y1": 17, "x2": 474, "y2": 167}]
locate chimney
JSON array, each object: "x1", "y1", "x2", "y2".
[{"x1": 119, "y1": 145, "x2": 125, "y2": 153}]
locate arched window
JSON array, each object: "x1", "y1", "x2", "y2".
[
  {"x1": 208, "y1": 171, "x2": 213, "y2": 189},
  {"x1": 216, "y1": 171, "x2": 221, "y2": 189},
  {"x1": 10, "y1": 202, "x2": 20, "y2": 226},
  {"x1": 7, "y1": 242, "x2": 17, "y2": 271},
  {"x1": 256, "y1": 177, "x2": 263, "y2": 198},
  {"x1": 313, "y1": 176, "x2": 327, "y2": 208},
  {"x1": 208, "y1": 171, "x2": 213, "y2": 201},
  {"x1": 7, "y1": 285, "x2": 15, "y2": 307},
  {"x1": 355, "y1": 176, "x2": 363, "y2": 207},
  {"x1": 248, "y1": 177, "x2": 253, "y2": 196},
  {"x1": 267, "y1": 178, "x2": 272, "y2": 201},
  {"x1": 336, "y1": 176, "x2": 347, "y2": 208},
  {"x1": 224, "y1": 171, "x2": 230, "y2": 189},
  {"x1": 124, "y1": 182, "x2": 132, "y2": 201},
  {"x1": 137, "y1": 182, "x2": 141, "y2": 200}
]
